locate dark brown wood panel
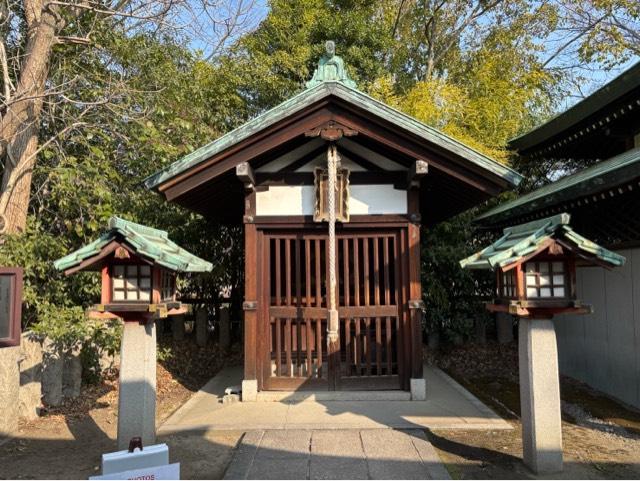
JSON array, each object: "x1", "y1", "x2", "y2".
[{"x1": 261, "y1": 229, "x2": 406, "y2": 391}]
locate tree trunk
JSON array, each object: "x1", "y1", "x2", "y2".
[{"x1": 0, "y1": 1, "x2": 60, "y2": 234}]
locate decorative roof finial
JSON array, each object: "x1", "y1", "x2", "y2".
[{"x1": 306, "y1": 41, "x2": 357, "y2": 89}]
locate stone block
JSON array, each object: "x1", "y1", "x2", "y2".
[
  {"x1": 117, "y1": 322, "x2": 156, "y2": 450},
  {"x1": 41, "y1": 339, "x2": 63, "y2": 407},
  {"x1": 410, "y1": 378, "x2": 426, "y2": 401},
  {"x1": 195, "y1": 309, "x2": 208, "y2": 347},
  {"x1": 62, "y1": 345, "x2": 82, "y2": 399},
  {"x1": 219, "y1": 306, "x2": 231, "y2": 350},
  {"x1": 172, "y1": 315, "x2": 185, "y2": 341},
  {"x1": 519, "y1": 319, "x2": 563, "y2": 474},
  {"x1": 155, "y1": 318, "x2": 165, "y2": 339},
  {"x1": 497, "y1": 312, "x2": 514, "y2": 344},
  {"x1": 18, "y1": 332, "x2": 43, "y2": 420},
  {"x1": 0, "y1": 346, "x2": 20, "y2": 436},
  {"x1": 241, "y1": 379, "x2": 258, "y2": 402}
]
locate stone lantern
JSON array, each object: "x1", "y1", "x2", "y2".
[
  {"x1": 461, "y1": 213, "x2": 625, "y2": 474},
  {"x1": 54, "y1": 216, "x2": 212, "y2": 449}
]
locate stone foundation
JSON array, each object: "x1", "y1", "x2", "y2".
[
  {"x1": 0, "y1": 346, "x2": 20, "y2": 436},
  {"x1": 18, "y1": 333, "x2": 43, "y2": 420}
]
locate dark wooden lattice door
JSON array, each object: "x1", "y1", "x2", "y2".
[{"x1": 260, "y1": 229, "x2": 405, "y2": 391}]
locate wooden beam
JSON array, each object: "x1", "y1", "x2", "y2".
[
  {"x1": 407, "y1": 160, "x2": 429, "y2": 189},
  {"x1": 305, "y1": 120, "x2": 358, "y2": 141},
  {"x1": 236, "y1": 162, "x2": 256, "y2": 189}
]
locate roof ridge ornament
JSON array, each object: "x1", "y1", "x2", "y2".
[{"x1": 306, "y1": 41, "x2": 357, "y2": 89}]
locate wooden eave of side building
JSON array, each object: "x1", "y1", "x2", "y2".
[
  {"x1": 510, "y1": 61, "x2": 640, "y2": 161},
  {"x1": 145, "y1": 82, "x2": 521, "y2": 226},
  {"x1": 476, "y1": 148, "x2": 640, "y2": 247}
]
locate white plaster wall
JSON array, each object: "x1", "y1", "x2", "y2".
[
  {"x1": 255, "y1": 184, "x2": 407, "y2": 216},
  {"x1": 555, "y1": 247, "x2": 640, "y2": 409}
]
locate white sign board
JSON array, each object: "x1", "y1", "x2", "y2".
[
  {"x1": 90, "y1": 443, "x2": 179, "y2": 480},
  {"x1": 90, "y1": 462, "x2": 180, "y2": 480}
]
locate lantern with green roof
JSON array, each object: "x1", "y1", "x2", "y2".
[
  {"x1": 460, "y1": 213, "x2": 625, "y2": 318},
  {"x1": 54, "y1": 216, "x2": 212, "y2": 322}
]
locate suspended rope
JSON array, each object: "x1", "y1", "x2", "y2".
[{"x1": 327, "y1": 143, "x2": 339, "y2": 343}]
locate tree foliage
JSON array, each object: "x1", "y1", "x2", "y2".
[{"x1": 0, "y1": 0, "x2": 637, "y2": 350}]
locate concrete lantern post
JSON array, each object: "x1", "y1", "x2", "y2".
[
  {"x1": 117, "y1": 322, "x2": 157, "y2": 449},
  {"x1": 518, "y1": 318, "x2": 563, "y2": 474},
  {"x1": 460, "y1": 213, "x2": 627, "y2": 475},
  {"x1": 54, "y1": 216, "x2": 213, "y2": 451}
]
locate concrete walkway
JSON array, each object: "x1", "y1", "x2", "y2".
[
  {"x1": 159, "y1": 366, "x2": 511, "y2": 433},
  {"x1": 223, "y1": 429, "x2": 451, "y2": 480}
]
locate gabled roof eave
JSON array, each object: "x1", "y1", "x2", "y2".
[{"x1": 144, "y1": 81, "x2": 523, "y2": 192}]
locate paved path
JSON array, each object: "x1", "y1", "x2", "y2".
[
  {"x1": 159, "y1": 366, "x2": 511, "y2": 433},
  {"x1": 223, "y1": 429, "x2": 451, "y2": 480}
]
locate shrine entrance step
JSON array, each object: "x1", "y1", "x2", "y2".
[{"x1": 256, "y1": 390, "x2": 410, "y2": 402}]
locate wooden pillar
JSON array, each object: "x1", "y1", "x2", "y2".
[
  {"x1": 238, "y1": 162, "x2": 258, "y2": 400},
  {"x1": 408, "y1": 192, "x2": 424, "y2": 380},
  {"x1": 407, "y1": 161, "x2": 427, "y2": 399}
]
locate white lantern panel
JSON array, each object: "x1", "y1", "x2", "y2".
[
  {"x1": 540, "y1": 287, "x2": 552, "y2": 297},
  {"x1": 140, "y1": 265, "x2": 151, "y2": 276},
  {"x1": 526, "y1": 275, "x2": 537, "y2": 287},
  {"x1": 139, "y1": 291, "x2": 150, "y2": 301},
  {"x1": 540, "y1": 275, "x2": 550, "y2": 286},
  {"x1": 539, "y1": 263, "x2": 549, "y2": 273},
  {"x1": 126, "y1": 265, "x2": 138, "y2": 276},
  {"x1": 140, "y1": 278, "x2": 151, "y2": 288},
  {"x1": 113, "y1": 278, "x2": 125, "y2": 289},
  {"x1": 527, "y1": 287, "x2": 538, "y2": 297},
  {"x1": 553, "y1": 275, "x2": 565, "y2": 285},
  {"x1": 553, "y1": 287, "x2": 565, "y2": 298},
  {"x1": 113, "y1": 265, "x2": 125, "y2": 277},
  {"x1": 113, "y1": 290, "x2": 126, "y2": 301},
  {"x1": 126, "y1": 278, "x2": 138, "y2": 289},
  {"x1": 525, "y1": 263, "x2": 535, "y2": 273},
  {"x1": 552, "y1": 262, "x2": 564, "y2": 273}
]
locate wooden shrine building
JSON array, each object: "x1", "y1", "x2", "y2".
[{"x1": 145, "y1": 42, "x2": 522, "y2": 397}]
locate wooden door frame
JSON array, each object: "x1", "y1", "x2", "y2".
[{"x1": 253, "y1": 223, "x2": 415, "y2": 391}]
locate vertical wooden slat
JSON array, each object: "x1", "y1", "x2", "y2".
[
  {"x1": 275, "y1": 238, "x2": 281, "y2": 306},
  {"x1": 305, "y1": 239, "x2": 312, "y2": 376},
  {"x1": 315, "y1": 239, "x2": 322, "y2": 307},
  {"x1": 395, "y1": 232, "x2": 405, "y2": 382},
  {"x1": 386, "y1": 316, "x2": 392, "y2": 375},
  {"x1": 384, "y1": 236, "x2": 392, "y2": 375},
  {"x1": 285, "y1": 317, "x2": 292, "y2": 377},
  {"x1": 354, "y1": 317, "x2": 361, "y2": 376},
  {"x1": 384, "y1": 237, "x2": 391, "y2": 306},
  {"x1": 297, "y1": 318, "x2": 303, "y2": 376},
  {"x1": 343, "y1": 238, "x2": 350, "y2": 307},
  {"x1": 316, "y1": 318, "x2": 323, "y2": 377},
  {"x1": 286, "y1": 239, "x2": 292, "y2": 306},
  {"x1": 375, "y1": 316, "x2": 382, "y2": 375},
  {"x1": 305, "y1": 239, "x2": 311, "y2": 307},
  {"x1": 344, "y1": 316, "x2": 351, "y2": 376},
  {"x1": 374, "y1": 236, "x2": 380, "y2": 306},
  {"x1": 275, "y1": 317, "x2": 282, "y2": 376},
  {"x1": 295, "y1": 238, "x2": 302, "y2": 375},
  {"x1": 296, "y1": 237, "x2": 302, "y2": 305},
  {"x1": 365, "y1": 318, "x2": 372, "y2": 376},
  {"x1": 363, "y1": 237, "x2": 370, "y2": 306},
  {"x1": 306, "y1": 319, "x2": 312, "y2": 377},
  {"x1": 354, "y1": 238, "x2": 360, "y2": 307}
]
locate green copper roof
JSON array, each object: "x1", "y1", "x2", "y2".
[
  {"x1": 510, "y1": 61, "x2": 640, "y2": 152},
  {"x1": 54, "y1": 217, "x2": 213, "y2": 273},
  {"x1": 144, "y1": 68, "x2": 522, "y2": 191},
  {"x1": 460, "y1": 213, "x2": 625, "y2": 270},
  {"x1": 476, "y1": 147, "x2": 640, "y2": 225}
]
